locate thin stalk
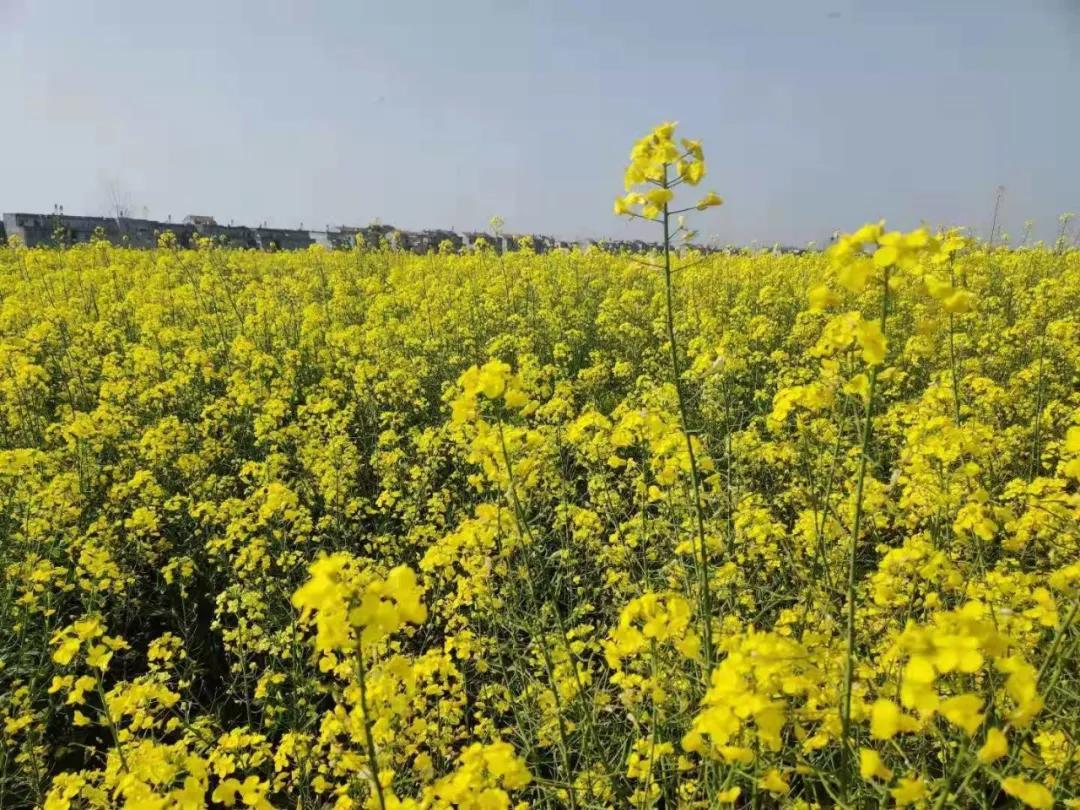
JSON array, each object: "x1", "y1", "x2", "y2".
[
  {"x1": 988, "y1": 186, "x2": 1004, "y2": 248},
  {"x1": 930, "y1": 738, "x2": 974, "y2": 810},
  {"x1": 496, "y1": 426, "x2": 581, "y2": 810},
  {"x1": 948, "y1": 316, "x2": 961, "y2": 425},
  {"x1": 637, "y1": 640, "x2": 662, "y2": 810},
  {"x1": 95, "y1": 676, "x2": 129, "y2": 774},
  {"x1": 661, "y1": 164, "x2": 715, "y2": 671},
  {"x1": 723, "y1": 383, "x2": 736, "y2": 554},
  {"x1": 839, "y1": 267, "x2": 890, "y2": 795},
  {"x1": 1029, "y1": 336, "x2": 1047, "y2": 480},
  {"x1": 948, "y1": 260, "x2": 962, "y2": 426},
  {"x1": 354, "y1": 645, "x2": 388, "y2": 810}
]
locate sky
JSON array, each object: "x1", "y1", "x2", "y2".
[{"x1": 2, "y1": 0, "x2": 1078, "y2": 245}]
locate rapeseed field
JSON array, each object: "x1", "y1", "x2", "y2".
[{"x1": 2, "y1": 125, "x2": 1079, "y2": 809}]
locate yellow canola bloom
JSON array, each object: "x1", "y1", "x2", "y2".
[
  {"x1": 425, "y1": 741, "x2": 532, "y2": 809},
  {"x1": 604, "y1": 592, "x2": 701, "y2": 668},
  {"x1": 859, "y1": 748, "x2": 893, "y2": 782},
  {"x1": 978, "y1": 727, "x2": 1008, "y2": 764},
  {"x1": 808, "y1": 284, "x2": 841, "y2": 311},
  {"x1": 758, "y1": 768, "x2": 790, "y2": 795},
  {"x1": 1000, "y1": 777, "x2": 1055, "y2": 809},
  {"x1": 891, "y1": 776, "x2": 928, "y2": 806},
  {"x1": 615, "y1": 121, "x2": 719, "y2": 222},
  {"x1": 292, "y1": 554, "x2": 427, "y2": 651},
  {"x1": 939, "y1": 693, "x2": 984, "y2": 735},
  {"x1": 870, "y1": 699, "x2": 917, "y2": 740},
  {"x1": 828, "y1": 221, "x2": 946, "y2": 292},
  {"x1": 695, "y1": 192, "x2": 724, "y2": 210}
]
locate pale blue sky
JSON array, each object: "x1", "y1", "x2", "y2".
[{"x1": 2, "y1": 0, "x2": 1078, "y2": 244}]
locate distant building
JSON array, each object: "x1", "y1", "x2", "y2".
[
  {"x1": 1, "y1": 209, "x2": 722, "y2": 254},
  {"x1": 254, "y1": 227, "x2": 313, "y2": 251},
  {"x1": 326, "y1": 226, "x2": 364, "y2": 250},
  {"x1": 2, "y1": 212, "x2": 195, "y2": 248},
  {"x1": 193, "y1": 223, "x2": 259, "y2": 247}
]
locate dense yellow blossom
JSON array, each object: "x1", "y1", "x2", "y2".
[{"x1": 2, "y1": 132, "x2": 1080, "y2": 809}]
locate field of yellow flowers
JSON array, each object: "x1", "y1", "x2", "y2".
[{"x1": 3, "y1": 126, "x2": 1080, "y2": 810}]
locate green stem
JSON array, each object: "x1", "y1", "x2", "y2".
[
  {"x1": 931, "y1": 738, "x2": 973, "y2": 810},
  {"x1": 948, "y1": 260, "x2": 962, "y2": 426},
  {"x1": 1029, "y1": 335, "x2": 1046, "y2": 480},
  {"x1": 839, "y1": 267, "x2": 890, "y2": 797},
  {"x1": 495, "y1": 425, "x2": 581, "y2": 810},
  {"x1": 354, "y1": 645, "x2": 388, "y2": 810},
  {"x1": 661, "y1": 165, "x2": 715, "y2": 672},
  {"x1": 95, "y1": 675, "x2": 129, "y2": 774},
  {"x1": 638, "y1": 639, "x2": 662, "y2": 810}
]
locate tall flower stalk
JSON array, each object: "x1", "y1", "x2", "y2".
[
  {"x1": 614, "y1": 122, "x2": 724, "y2": 669},
  {"x1": 839, "y1": 266, "x2": 889, "y2": 792},
  {"x1": 820, "y1": 223, "x2": 963, "y2": 797}
]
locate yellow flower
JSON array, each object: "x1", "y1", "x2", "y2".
[
  {"x1": 477, "y1": 360, "x2": 511, "y2": 398},
  {"x1": 604, "y1": 592, "x2": 700, "y2": 669},
  {"x1": 681, "y1": 137, "x2": 703, "y2": 160},
  {"x1": 870, "y1": 699, "x2": 906, "y2": 740},
  {"x1": 836, "y1": 257, "x2": 873, "y2": 292},
  {"x1": 48, "y1": 676, "x2": 73, "y2": 695},
  {"x1": 52, "y1": 636, "x2": 80, "y2": 666},
  {"x1": 85, "y1": 645, "x2": 113, "y2": 671},
  {"x1": 715, "y1": 786, "x2": 741, "y2": 803},
  {"x1": 73, "y1": 617, "x2": 104, "y2": 641},
  {"x1": 978, "y1": 727, "x2": 1008, "y2": 764},
  {"x1": 859, "y1": 748, "x2": 893, "y2": 782},
  {"x1": 851, "y1": 220, "x2": 885, "y2": 244},
  {"x1": 941, "y1": 289, "x2": 975, "y2": 314},
  {"x1": 504, "y1": 387, "x2": 530, "y2": 410},
  {"x1": 854, "y1": 317, "x2": 886, "y2": 365},
  {"x1": 292, "y1": 555, "x2": 427, "y2": 651},
  {"x1": 212, "y1": 776, "x2": 272, "y2": 810},
  {"x1": 426, "y1": 741, "x2": 532, "y2": 808},
  {"x1": 678, "y1": 159, "x2": 705, "y2": 185},
  {"x1": 939, "y1": 693, "x2": 984, "y2": 735},
  {"x1": 618, "y1": 122, "x2": 721, "y2": 225},
  {"x1": 654, "y1": 121, "x2": 676, "y2": 141},
  {"x1": 808, "y1": 284, "x2": 840, "y2": 311},
  {"x1": 890, "y1": 776, "x2": 928, "y2": 806},
  {"x1": 1001, "y1": 658, "x2": 1043, "y2": 727},
  {"x1": 1000, "y1": 777, "x2": 1054, "y2": 809},
  {"x1": 904, "y1": 655, "x2": 936, "y2": 684},
  {"x1": 758, "y1": 769, "x2": 789, "y2": 795},
  {"x1": 643, "y1": 188, "x2": 674, "y2": 218},
  {"x1": 873, "y1": 244, "x2": 899, "y2": 268},
  {"x1": 844, "y1": 372, "x2": 871, "y2": 404},
  {"x1": 1067, "y1": 425, "x2": 1080, "y2": 454},
  {"x1": 696, "y1": 192, "x2": 724, "y2": 210},
  {"x1": 67, "y1": 676, "x2": 96, "y2": 706}
]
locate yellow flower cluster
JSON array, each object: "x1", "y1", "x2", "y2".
[
  {"x1": 614, "y1": 122, "x2": 723, "y2": 219},
  {"x1": 604, "y1": 592, "x2": 700, "y2": 672},
  {"x1": 425, "y1": 741, "x2": 531, "y2": 809},
  {"x1": 50, "y1": 616, "x2": 128, "y2": 669},
  {"x1": 682, "y1": 630, "x2": 826, "y2": 759},
  {"x1": 292, "y1": 554, "x2": 427, "y2": 651}
]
